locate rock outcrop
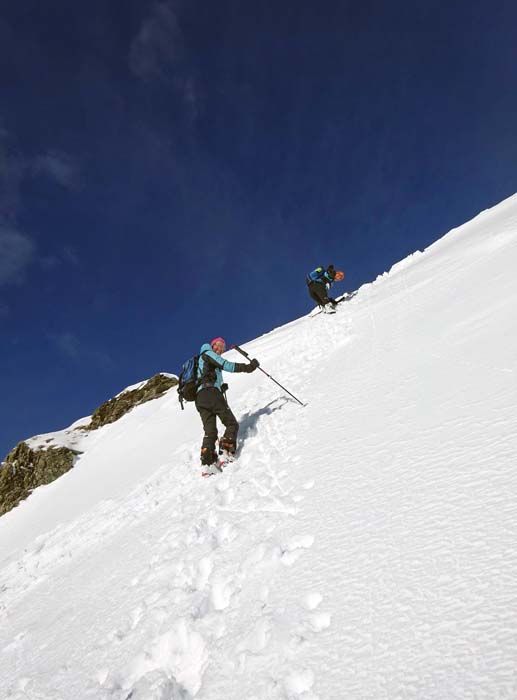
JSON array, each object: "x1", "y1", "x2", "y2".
[
  {"x1": 0, "y1": 373, "x2": 178, "y2": 517},
  {"x1": 86, "y1": 373, "x2": 177, "y2": 430},
  {"x1": 0, "y1": 442, "x2": 80, "y2": 516}
]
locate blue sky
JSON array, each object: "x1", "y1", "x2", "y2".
[{"x1": 1, "y1": 0, "x2": 517, "y2": 457}]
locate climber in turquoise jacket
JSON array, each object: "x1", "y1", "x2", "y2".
[
  {"x1": 195, "y1": 337, "x2": 259, "y2": 474},
  {"x1": 197, "y1": 343, "x2": 238, "y2": 392}
]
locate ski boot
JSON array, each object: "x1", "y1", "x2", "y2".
[
  {"x1": 218, "y1": 437, "x2": 236, "y2": 468},
  {"x1": 322, "y1": 303, "x2": 336, "y2": 314},
  {"x1": 200, "y1": 447, "x2": 222, "y2": 478},
  {"x1": 201, "y1": 463, "x2": 222, "y2": 477}
]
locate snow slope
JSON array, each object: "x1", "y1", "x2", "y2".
[{"x1": 1, "y1": 196, "x2": 517, "y2": 699}]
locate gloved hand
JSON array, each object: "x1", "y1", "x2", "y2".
[
  {"x1": 235, "y1": 359, "x2": 260, "y2": 373},
  {"x1": 221, "y1": 383, "x2": 229, "y2": 393}
]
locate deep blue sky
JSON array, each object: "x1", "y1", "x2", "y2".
[{"x1": 1, "y1": 0, "x2": 517, "y2": 456}]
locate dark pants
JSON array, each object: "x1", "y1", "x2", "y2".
[
  {"x1": 307, "y1": 281, "x2": 330, "y2": 307},
  {"x1": 195, "y1": 388, "x2": 239, "y2": 463}
]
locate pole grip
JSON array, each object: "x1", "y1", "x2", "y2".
[{"x1": 231, "y1": 344, "x2": 250, "y2": 359}]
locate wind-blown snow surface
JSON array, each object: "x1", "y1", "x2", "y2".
[{"x1": 1, "y1": 197, "x2": 517, "y2": 699}]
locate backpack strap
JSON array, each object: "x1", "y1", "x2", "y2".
[{"x1": 197, "y1": 352, "x2": 214, "y2": 384}]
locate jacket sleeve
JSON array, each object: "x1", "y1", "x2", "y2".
[
  {"x1": 324, "y1": 272, "x2": 333, "y2": 287},
  {"x1": 202, "y1": 350, "x2": 237, "y2": 373}
]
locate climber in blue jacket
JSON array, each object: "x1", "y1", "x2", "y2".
[
  {"x1": 306, "y1": 265, "x2": 344, "y2": 313},
  {"x1": 196, "y1": 337, "x2": 259, "y2": 475}
]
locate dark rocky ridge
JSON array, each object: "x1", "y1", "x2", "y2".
[
  {"x1": 87, "y1": 373, "x2": 177, "y2": 431},
  {"x1": 0, "y1": 373, "x2": 178, "y2": 517}
]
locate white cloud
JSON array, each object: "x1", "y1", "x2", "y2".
[
  {"x1": 129, "y1": 2, "x2": 184, "y2": 81},
  {"x1": 1, "y1": 128, "x2": 80, "y2": 230},
  {"x1": 129, "y1": 1, "x2": 198, "y2": 119},
  {"x1": 32, "y1": 150, "x2": 80, "y2": 190},
  {"x1": 63, "y1": 246, "x2": 80, "y2": 265},
  {"x1": 0, "y1": 131, "x2": 25, "y2": 221},
  {"x1": 40, "y1": 255, "x2": 60, "y2": 270},
  {"x1": 51, "y1": 332, "x2": 81, "y2": 360},
  {"x1": 49, "y1": 331, "x2": 113, "y2": 369},
  {"x1": 39, "y1": 247, "x2": 80, "y2": 270},
  {"x1": 0, "y1": 227, "x2": 36, "y2": 285}
]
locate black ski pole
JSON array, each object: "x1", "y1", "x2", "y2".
[{"x1": 231, "y1": 344, "x2": 306, "y2": 407}]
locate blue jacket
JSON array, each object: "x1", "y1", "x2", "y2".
[
  {"x1": 307, "y1": 267, "x2": 333, "y2": 286},
  {"x1": 197, "y1": 343, "x2": 238, "y2": 392}
]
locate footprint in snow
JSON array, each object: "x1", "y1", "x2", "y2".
[
  {"x1": 218, "y1": 487, "x2": 235, "y2": 507},
  {"x1": 124, "y1": 669, "x2": 191, "y2": 700},
  {"x1": 194, "y1": 555, "x2": 213, "y2": 591},
  {"x1": 301, "y1": 592, "x2": 322, "y2": 611},
  {"x1": 307, "y1": 612, "x2": 331, "y2": 632},
  {"x1": 283, "y1": 668, "x2": 316, "y2": 699},
  {"x1": 210, "y1": 575, "x2": 238, "y2": 611},
  {"x1": 281, "y1": 535, "x2": 314, "y2": 566},
  {"x1": 236, "y1": 617, "x2": 272, "y2": 654},
  {"x1": 107, "y1": 621, "x2": 207, "y2": 699},
  {"x1": 130, "y1": 604, "x2": 146, "y2": 630},
  {"x1": 299, "y1": 592, "x2": 332, "y2": 634},
  {"x1": 214, "y1": 521, "x2": 237, "y2": 546}
]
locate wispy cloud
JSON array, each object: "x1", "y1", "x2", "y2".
[
  {"x1": 129, "y1": 1, "x2": 199, "y2": 120},
  {"x1": 40, "y1": 255, "x2": 60, "y2": 270},
  {"x1": 32, "y1": 150, "x2": 81, "y2": 191},
  {"x1": 0, "y1": 128, "x2": 25, "y2": 222},
  {"x1": 129, "y1": 2, "x2": 184, "y2": 81},
  {"x1": 1, "y1": 127, "x2": 81, "y2": 219},
  {"x1": 0, "y1": 226, "x2": 36, "y2": 286},
  {"x1": 0, "y1": 128, "x2": 82, "y2": 285},
  {"x1": 39, "y1": 246, "x2": 80, "y2": 270},
  {"x1": 62, "y1": 246, "x2": 80, "y2": 265},
  {"x1": 51, "y1": 331, "x2": 82, "y2": 360},
  {"x1": 49, "y1": 331, "x2": 112, "y2": 370}
]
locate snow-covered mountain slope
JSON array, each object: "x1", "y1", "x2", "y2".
[{"x1": 1, "y1": 196, "x2": 517, "y2": 700}]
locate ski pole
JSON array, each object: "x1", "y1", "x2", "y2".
[{"x1": 231, "y1": 344, "x2": 306, "y2": 407}]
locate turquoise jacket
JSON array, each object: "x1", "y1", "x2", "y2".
[{"x1": 197, "y1": 343, "x2": 238, "y2": 392}]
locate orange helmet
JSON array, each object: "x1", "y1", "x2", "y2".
[{"x1": 334, "y1": 270, "x2": 345, "y2": 282}]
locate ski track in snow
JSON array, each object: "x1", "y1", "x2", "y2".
[{"x1": 2, "y1": 196, "x2": 517, "y2": 699}]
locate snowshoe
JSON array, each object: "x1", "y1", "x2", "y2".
[
  {"x1": 201, "y1": 462, "x2": 223, "y2": 478},
  {"x1": 218, "y1": 438, "x2": 236, "y2": 468},
  {"x1": 218, "y1": 450, "x2": 235, "y2": 469}
]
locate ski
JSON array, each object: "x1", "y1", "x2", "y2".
[{"x1": 308, "y1": 291, "x2": 357, "y2": 317}]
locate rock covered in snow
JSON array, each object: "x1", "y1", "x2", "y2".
[
  {"x1": 0, "y1": 373, "x2": 178, "y2": 517},
  {"x1": 87, "y1": 373, "x2": 178, "y2": 431}
]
